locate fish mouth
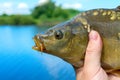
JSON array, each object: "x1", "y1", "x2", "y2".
[{"x1": 32, "y1": 36, "x2": 46, "y2": 52}]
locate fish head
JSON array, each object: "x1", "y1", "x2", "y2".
[
  {"x1": 33, "y1": 20, "x2": 73, "y2": 55},
  {"x1": 33, "y1": 19, "x2": 89, "y2": 67}
]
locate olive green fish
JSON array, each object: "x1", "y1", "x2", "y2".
[{"x1": 33, "y1": 6, "x2": 120, "y2": 76}]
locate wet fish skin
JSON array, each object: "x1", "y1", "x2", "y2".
[{"x1": 33, "y1": 6, "x2": 120, "y2": 75}]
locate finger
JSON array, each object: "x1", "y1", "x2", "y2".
[{"x1": 84, "y1": 30, "x2": 102, "y2": 72}]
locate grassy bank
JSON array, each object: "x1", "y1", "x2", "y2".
[
  {"x1": 0, "y1": 12, "x2": 80, "y2": 27},
  {"x1": 0, "y1": 15, "x2": 72, "y2": 26},
  {"x1": 0, "y1": 15, "x2": 35, "y2": 25}
]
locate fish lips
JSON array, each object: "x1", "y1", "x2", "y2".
[{"x1": 32, "y1": 35, "x2": 46, "y2": 52}]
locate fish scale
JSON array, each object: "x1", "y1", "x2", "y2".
[{"x1": 33, "y1": 6, "x2": 120, "y2": 76}]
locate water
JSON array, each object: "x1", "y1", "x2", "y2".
[{"x1": 0, "y1": 25, "x2": 76, "y2": 80}]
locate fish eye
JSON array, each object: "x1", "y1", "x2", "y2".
[{"x1": 54, "y1": 30, "x2": 63, "y2": 39}]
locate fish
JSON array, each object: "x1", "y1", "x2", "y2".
[{"x1": 32, "y1": 6, "x2": 120, "y2": 76}]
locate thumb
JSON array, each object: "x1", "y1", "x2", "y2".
[{"x1": 84, "y1": 30, "x2": 102, "y2": 73}]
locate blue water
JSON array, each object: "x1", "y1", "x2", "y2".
[{"x1": 0, "y1": 25, "x2": 76, "y2": 80}]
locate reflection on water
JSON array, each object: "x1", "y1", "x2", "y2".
[{"x1": 0, "y1": 25, "x2": 75, "y2": 80}]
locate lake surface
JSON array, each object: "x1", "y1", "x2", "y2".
[{"x1": 0, "y1": 25, "x2": 75, "y2": 80}]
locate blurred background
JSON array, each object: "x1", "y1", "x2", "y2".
[{"x1": 0, "y1": 0, "x2": 120, "y2": 80}]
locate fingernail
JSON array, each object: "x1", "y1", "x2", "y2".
[{"x1": 89, "y1": 30, "x2": 98, "y2": 40}]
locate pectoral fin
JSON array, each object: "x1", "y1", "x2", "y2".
[{"x1": 108, "y1": 70, "x2": 120, "y2": 77}]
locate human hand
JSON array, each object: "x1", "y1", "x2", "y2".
[{"x1": 76, "y1": 30, "x2": 120, "y2": 80}]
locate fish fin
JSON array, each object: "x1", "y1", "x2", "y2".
[
  {"x1": 101, "y1": 62, "x2": 120, "y2": 77},
  {"x1": 108, "y1": 70, "x2": 120, "y2": 77}
]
